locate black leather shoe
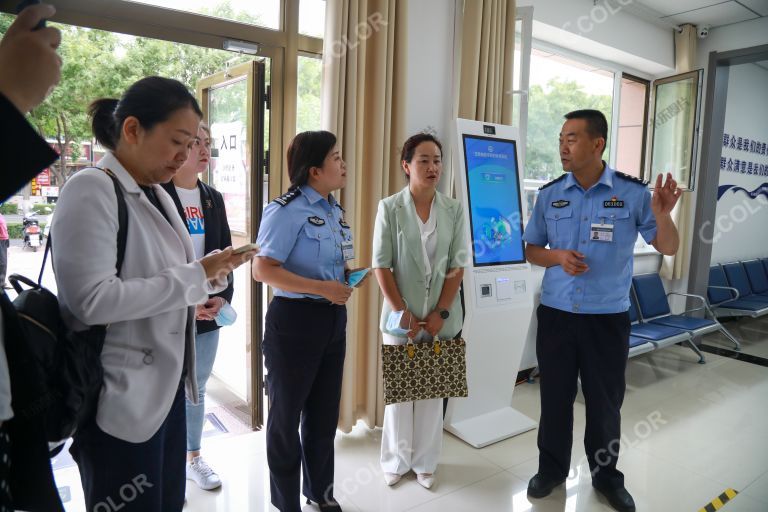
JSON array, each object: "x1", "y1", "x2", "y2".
[
  {"x1": 592, "y1": 481, "x2": 636, "y2": 512},
  {"x1": 527, "y1": 473, "x2": 566, "y2": 498},
  {"x1": 306, "y1": 498, "x2": 342, "y2": 512}
]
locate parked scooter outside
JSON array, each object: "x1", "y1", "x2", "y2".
[{"x1": 22, "y1": 214, "x2": 42, "y2": 252}]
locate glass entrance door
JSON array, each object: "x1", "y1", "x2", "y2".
[{"x1": 197, "y1": 60, "x2": 268, "y2": 428}]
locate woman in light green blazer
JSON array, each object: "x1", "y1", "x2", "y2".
[{"x1": 372, "y1": 133, "x2": 468, "y2": 489}]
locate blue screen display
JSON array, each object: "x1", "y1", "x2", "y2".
[{"x1": 462, "y1": 134, "x2": 525, "y2": 266}]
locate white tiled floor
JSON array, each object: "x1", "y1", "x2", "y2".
[{"x1": 55, "y1": 317, "x2": 768, "y2": 511}]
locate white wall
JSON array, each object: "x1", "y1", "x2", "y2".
[
  {"x1": 518, "y1": 0, "x2": 675, "y2": 75},
  {"x1": 403, "y1": 0, "x2": 456, "y2": 164},
  {"x1": 696, "y1": 17, "x2": 768, "y2": 69},
  {"x1": 709, "y1": 62, "x2": 768, "y2": 264}
]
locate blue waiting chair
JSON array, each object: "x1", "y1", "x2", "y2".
[
  {"x1": 633, "y1": 273, "x2": 740, "y2": 353},
  {"x1": 627, "y1": 295, "x2": 655, "y2": 358},
  {"x1": 722, "y1": 263, "x2": 768, "y2": 306},
  {"x1": 744, "y1": 259, "x2": 768, "y2": 299},
  {"x1": 628, "y1": 289, "x2": 697, "y2": 360},
  {"x1": 708, "y1": 265, "x2": 768, "y2": 319}
]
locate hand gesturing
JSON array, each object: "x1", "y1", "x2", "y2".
[{"x1": 651, "y1": 173, "x2": 682, "y2": 216}]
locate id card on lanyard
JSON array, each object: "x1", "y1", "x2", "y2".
[
  {"x1": 590, "y1": 222, "x2": 614, "y2": 242},
  {"x1": 342, "y1": 240, "x2": 355, "y2": 261}
]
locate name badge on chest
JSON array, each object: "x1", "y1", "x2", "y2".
[
  {"x1": 341, "y1": 240, "x2": 355, "y2": 261},
  {"x1": 590, "y1": 223, "x2": 614, "y2": 242}
]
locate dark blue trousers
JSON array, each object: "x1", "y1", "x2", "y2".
[
  {"x1": 70, "y1": 383, "x2": 186, "y2": 512},
  {"x1": 263, "y1": 297, "x2": 346, "y2": 512},
  {"x1": 535, "y1": 304, "x2": 630, "y2": 489}
]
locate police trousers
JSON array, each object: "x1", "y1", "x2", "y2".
[
  {"x1": 535, "y1": 304, "x2": 630, "y2": 489},
  {"x1": 263, "y1": 297, "x2": 346, "y2": 512}
]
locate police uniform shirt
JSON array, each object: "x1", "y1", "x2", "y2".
[
  {"x1": 256, "y1": 185, "x2": 352, "y2": 299},
  {"x1": 523, "y1": 164, "x2": 657, "y2": 314}
]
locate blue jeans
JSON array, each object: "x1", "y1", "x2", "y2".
[{"x1": 186, "y1": 329, "x2": 220, "y2": 453}]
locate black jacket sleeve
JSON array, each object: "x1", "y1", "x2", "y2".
[
  {"x1": 196, "y1": 183, "x2": 234, "y2": 334},
  {"x1": 211, "y1": 188, "x2": 234, "y2": 304},
  {"x1": 0, "y1": 94, "x2": 59, "y2": 203}
]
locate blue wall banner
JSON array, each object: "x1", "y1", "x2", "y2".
[{"x1": 717, "y1": 182, "x2": 768, "y2": 201}]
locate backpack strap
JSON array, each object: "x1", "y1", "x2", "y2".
[
  {"x1": 102, "y1": 168, "x2": 128, "y2": 277},
  {"x1": 38, "y1": 167, "x2": 129, "y2": 285}
]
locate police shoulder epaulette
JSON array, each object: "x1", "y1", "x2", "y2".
[
  {"x1": 273, "y1": 188, "x2": 301, "y2": 206},
  {"x1": 538, "y1": 174, "x2": 566, "y2": 191},
  {"x1": 615, "y1": 171, "x2": 649, "y2": 186}
]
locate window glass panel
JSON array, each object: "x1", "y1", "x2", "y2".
[
  {"x1": 299, "y1": 0, "x2": 326, "y2": 38},
  {"x1": 127, "y1": 0, "x2": 280, "y2": 30},
  {"x1": 616, "y1": 75, "x2": 649, "y2": 178},
  {"x1": 526, "y1": 48, "x2": 614, "y2": 181},
  {"x1": 650, "y1": 70, "x2": 702, "y2": 190},
  {"x1": 296, "y1": 55, "x2": 323, "y2": 133}
]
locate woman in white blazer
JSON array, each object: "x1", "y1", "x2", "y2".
[
  {"x1": 51, "y1": 77, "x2": 255, "y2": 512},
  {"x1": 372, "y1": 133, "x2": 468, "y2": 489}
]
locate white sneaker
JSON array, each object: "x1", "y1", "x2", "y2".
[
  {"x1": 186, "y1": 456, "x2": 222, "y2": 490},
  {"x1": 384, "y1": 472, "x2": 402, "y2": 486},
  {"x1": 416, "y1": 473, "x2": 434, "y2": 489}
]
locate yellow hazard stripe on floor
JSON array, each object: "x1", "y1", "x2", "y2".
[{"x1": 699, "y1": 488, "x2": 738, "y2": 512}]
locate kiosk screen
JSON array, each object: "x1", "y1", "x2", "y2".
[{"x1": 462, "y1": 134, "x2": 526, "y2": 266}]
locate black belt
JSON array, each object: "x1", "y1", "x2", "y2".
[{"x1": 275, "y1": 296, "x2": 333, "y2": 305}]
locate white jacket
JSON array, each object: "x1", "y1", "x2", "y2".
[{"x1": 51, "y1": 152, "x2": 224, "y2": 443}]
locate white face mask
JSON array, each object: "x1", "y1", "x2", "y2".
[{"x1": 385, "y1": 309, "x2": 411, "y2": 336}]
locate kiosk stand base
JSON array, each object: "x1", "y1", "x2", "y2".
[{"x1": 444, "y1": 407, "x2": 537, "y2": 448}]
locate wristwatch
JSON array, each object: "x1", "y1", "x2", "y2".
[{"x1": 438, "y1": 308, "x2": 450, "y2": 320}]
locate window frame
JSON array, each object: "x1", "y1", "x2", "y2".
[
  {"x1": 517, "y1": 40, "x2": 658, "y2": 255},
  {"x1": 616, "y1": 72, "x2": 651, "y2": 179}
]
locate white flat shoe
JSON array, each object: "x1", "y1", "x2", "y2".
[
  {"x1": 384, "y1": 472, "x2": 402, "y2": 486},
  {"x1": 416, "y1": 473, "x2": 434, "y2": 489}
]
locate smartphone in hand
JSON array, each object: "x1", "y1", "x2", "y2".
[{"x1": 232, "y1": 243, "x2": 259, "y2": 255}]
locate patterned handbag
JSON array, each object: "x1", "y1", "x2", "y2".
[{"x1": 381, "y1": 335, "x2": 469, "y2": 406}]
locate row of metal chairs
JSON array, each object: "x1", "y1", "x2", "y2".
[
  {"x1": 708, "y1": 259, "x2": 768, "y2": 318},
  {"x1": 624, "y1": 259, "x2": 768, "y2": 364},
  {"x1": 627, "y1": 273, "x2": 739, "y2": 364}
]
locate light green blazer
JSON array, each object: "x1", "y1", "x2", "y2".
[{"x1": 372, "y1": 187, "x2": 469, "y2": 338}]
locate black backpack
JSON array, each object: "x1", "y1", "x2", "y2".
[{"x1": 7, "y1": 168, "x2": 128, "y2": 447}]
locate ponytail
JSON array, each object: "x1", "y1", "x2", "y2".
[{"x1": 88, "y1": 98, "x2": 120, "y2": 151}]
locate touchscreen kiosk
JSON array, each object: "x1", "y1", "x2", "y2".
[
  {"x1": 462, "y1": 134, "x2": 526, "y2": 267},
  {"x1": 444, "y1": 119, "x2": 537, "y2": 448}
]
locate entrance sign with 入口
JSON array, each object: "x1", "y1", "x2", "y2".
[{"x1": 210, "y1": 121, "x2": 248, "y2": 233}]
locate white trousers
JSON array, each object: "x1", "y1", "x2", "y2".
[{"x1": 380, "y1": 332, "x2": 443, "y2": 475}]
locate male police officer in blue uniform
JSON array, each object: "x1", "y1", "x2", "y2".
[{"x1": 523, "y1": 110, "x2": 681, "y2": 512}]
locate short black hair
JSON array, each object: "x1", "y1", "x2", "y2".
[
  {"x1": 564, "y1": 109, "x2": 608, "y2": 154},
  {"x1": 286, "y1": 130, "x2": 337, "y2": 191}
]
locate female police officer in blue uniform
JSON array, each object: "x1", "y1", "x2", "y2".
[
  {"x1": 253, "y1": 130, "x2": 363, "y2": 512},
  {"x1": 523, "y1": 110, "x2": 680, "y2": 512}
]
